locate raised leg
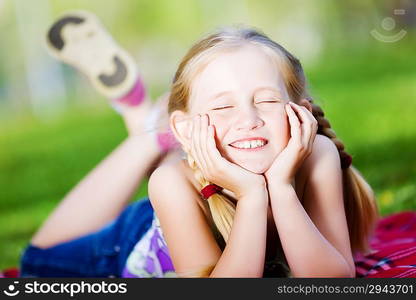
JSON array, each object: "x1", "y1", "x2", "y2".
[{"x1": 31, "y1": 11, "x2": 179, "y2": 248}]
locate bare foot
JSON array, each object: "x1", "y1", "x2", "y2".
[
  {"x1": 119, "y1": 97, "x2": 154, "y2": 137},
  {"x1": 121, "y1": 92, "x2": 179, "y2": 154}
]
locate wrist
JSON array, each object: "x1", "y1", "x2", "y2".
[
  {"x1": 237, "y1": 177, "x2": 267, "y2": 198},
  {"x1": 237, "y1": 186, "x2": 269, "y2": 208},
  {"x1": 268, "y1": 182, "x2": 295, "y2": 198},
  {"x1": 237, "y1": 195, "x2": 268, "y2": 212},
  {"x1": 267, "y1": 175, "x2": 295, "y2": 189}
]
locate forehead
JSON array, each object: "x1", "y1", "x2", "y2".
[{"x1": 189, "y1": 44, "x2": 286, "y2": 109}]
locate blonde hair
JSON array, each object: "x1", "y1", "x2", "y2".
[{"x1": 168, "y1": 26, "x2": 379, "y2": 276}]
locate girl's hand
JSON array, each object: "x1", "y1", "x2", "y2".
[
  {"x1": 265, "y1": 102, "x2": 318, "y2": 187},
  {"x1": 190, "y1": 114, "x2": 266, "y2": 200}
]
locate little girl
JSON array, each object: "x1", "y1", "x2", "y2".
[{"x1": 21, "y1": 12, "x2": 379, "y2": 278}]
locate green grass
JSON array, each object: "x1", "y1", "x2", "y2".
[
  {"x1": 307, "y1": 48, "x2": 416, "y2": 216},
  {"x1": 0, "y1": 104, "x2": 149, "y2": 269},
  {"x1": 0, "y1": 49, "x2": 415, "y2": 269}
]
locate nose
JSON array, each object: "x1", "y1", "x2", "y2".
[{"x1": 234, "y1": 106, "x2": 264, "y2": 131}]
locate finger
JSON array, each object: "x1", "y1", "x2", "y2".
[
  {"x1": 191, "y1": 115, "x2": 205, "y2": 171},
  {"x1": 202, "y1": 115, "x2": 217, "y2": 170},
  {"x1": 194, "y1": 115, "x2": 209, "y2": 172},
  {"x1": 199, "y1": 114, "x2": 211, "y2": 172},
  {"x1": 290, "y1": 103, "x2": 314, "y2": 151},
  {"x1": 295, "y1": 105, "x2": 311, "y2": 150},
  {"x1": 204, "y1": 124, "x2": 217, "y2": 171},
  {"x1": 206, "y1": 124, "x2": 222, "y2": 164},
  {"x1": 286, "y1": 103, "x2": 301, "y2": 146},
  {"x1": 189, "y1": 116, "x2": 198, "y2": 166},
  {"x1": 297, "y1": 105, "x2": 318, "y2": 151},
  {"x1": 206, "y1": 124, "x2": 232, "y2": 171},
  {"x1": 302, "y1": 106, "x2": 318, "y2": 151}
]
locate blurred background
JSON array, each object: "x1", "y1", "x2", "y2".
[{"x1": 0, "y1": 0, "x2": 415, "y2": 269}]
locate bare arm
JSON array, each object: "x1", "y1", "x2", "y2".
[
  {"x1": 31, "y1": 134, "x2": 160, "y2": 248},
  {"x1": 209, "y1": 189, "x2": 268, "y2": 277},
  {"x1": 268, "y1": 136, "x2": 355, "y2": 277},
  {"x1": 148, "y1": 164, "x2": 269, "y2": 277}
]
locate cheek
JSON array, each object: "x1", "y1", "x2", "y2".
[
  {"x1": 266, "y1": 110, "x2": 290, "y2": 148},
  {"x1": 207, "y1": 114, "x2": 229, "y2": 144}
]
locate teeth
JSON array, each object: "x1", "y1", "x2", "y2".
[{"x1": 232, "y1": 139, "x2": 266, "y2": 149}]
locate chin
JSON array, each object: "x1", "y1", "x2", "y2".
[{"x1": 235, "y1": 159, "x2": 271, "y2": 175}]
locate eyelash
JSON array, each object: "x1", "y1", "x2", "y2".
[
  {"x1": 212, "y1": 99, "x2": 280, "y2": 110},
  {"x1": 212, "y1": 106, "x2": 234, "y2": 110},
  {"x1": 255, "y1": 97, "x2": 283, "y2": 106},
  {"x1": 256, "y1": 100, "x2": 279, "y2": 104}
]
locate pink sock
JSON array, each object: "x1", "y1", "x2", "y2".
[
  {"x1": 116, "y1": 78, "x2": 178, "y2": 153},
  {"x1": 115, "y1": 77, "x2": 146, "y2": 106}
]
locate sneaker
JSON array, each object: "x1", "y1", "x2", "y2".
[{"x1": 46, "y1": 10, "x2": 139, "y2": 101}]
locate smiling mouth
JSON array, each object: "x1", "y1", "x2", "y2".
[{"x1": 229, "y1": 139, "x2": 268, "y2": 150}]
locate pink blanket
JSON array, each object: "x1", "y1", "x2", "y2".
[{"x1": 354, "y1": 211, "x2": 416, "y2": 278}]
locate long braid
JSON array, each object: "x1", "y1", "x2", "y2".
[
  {"x1": 186, "y1": 154, "x2": 236, "y2": 243},
  {"x1": 309, "y1": 100, "x2": 352, "y2": 169}
]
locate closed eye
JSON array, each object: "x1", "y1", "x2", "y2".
[
  {"x1": 212, "y1": 106, "x2": 234, "y2": 110},
  {"x1": 255, "y1": 100, "x2": 280, "y2": 104},
  {"x1": 256, "y1": 96, "x2": 282, "y2": 103}
]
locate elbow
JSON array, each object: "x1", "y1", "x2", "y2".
[
  {"x1": 209, "y1": 269, "x2": 264, "y2": 278},
  {"x1": 292, "y1": 270, "x2": 354, "y2": 278},
  {"x1": 330, "y1": 262, "x2": 356, "y2": 278},
  {"x1": 291, "y1": 262, "x2": 355, "y2": 278},
  {"x1": 345, "y1": 265, "x2": 356, "y2": 278},
  {"x1": 330, "y1": 266, "x2": 355, "y2": 278},
  {"x1": 340, "y1": 260, "x2": 356, "y2": 278},
  {"x1": 209, "y1": 265, "x2": 264, "y2": 278}
]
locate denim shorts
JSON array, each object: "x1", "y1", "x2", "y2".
[{"x1": 20, "y1": 198, "x2": 154, "y2": 277}]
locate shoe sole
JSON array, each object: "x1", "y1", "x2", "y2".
[{"x1": 45, "y1": 10, "x2": 138, "y2": 99}]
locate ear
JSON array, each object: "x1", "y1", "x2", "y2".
[
  {"x1": 298, "y1": 98, "x2": 313, "y2": 113},
  {"x1": 169, "y1": 110, "x2": 192, "y2": 152}
]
